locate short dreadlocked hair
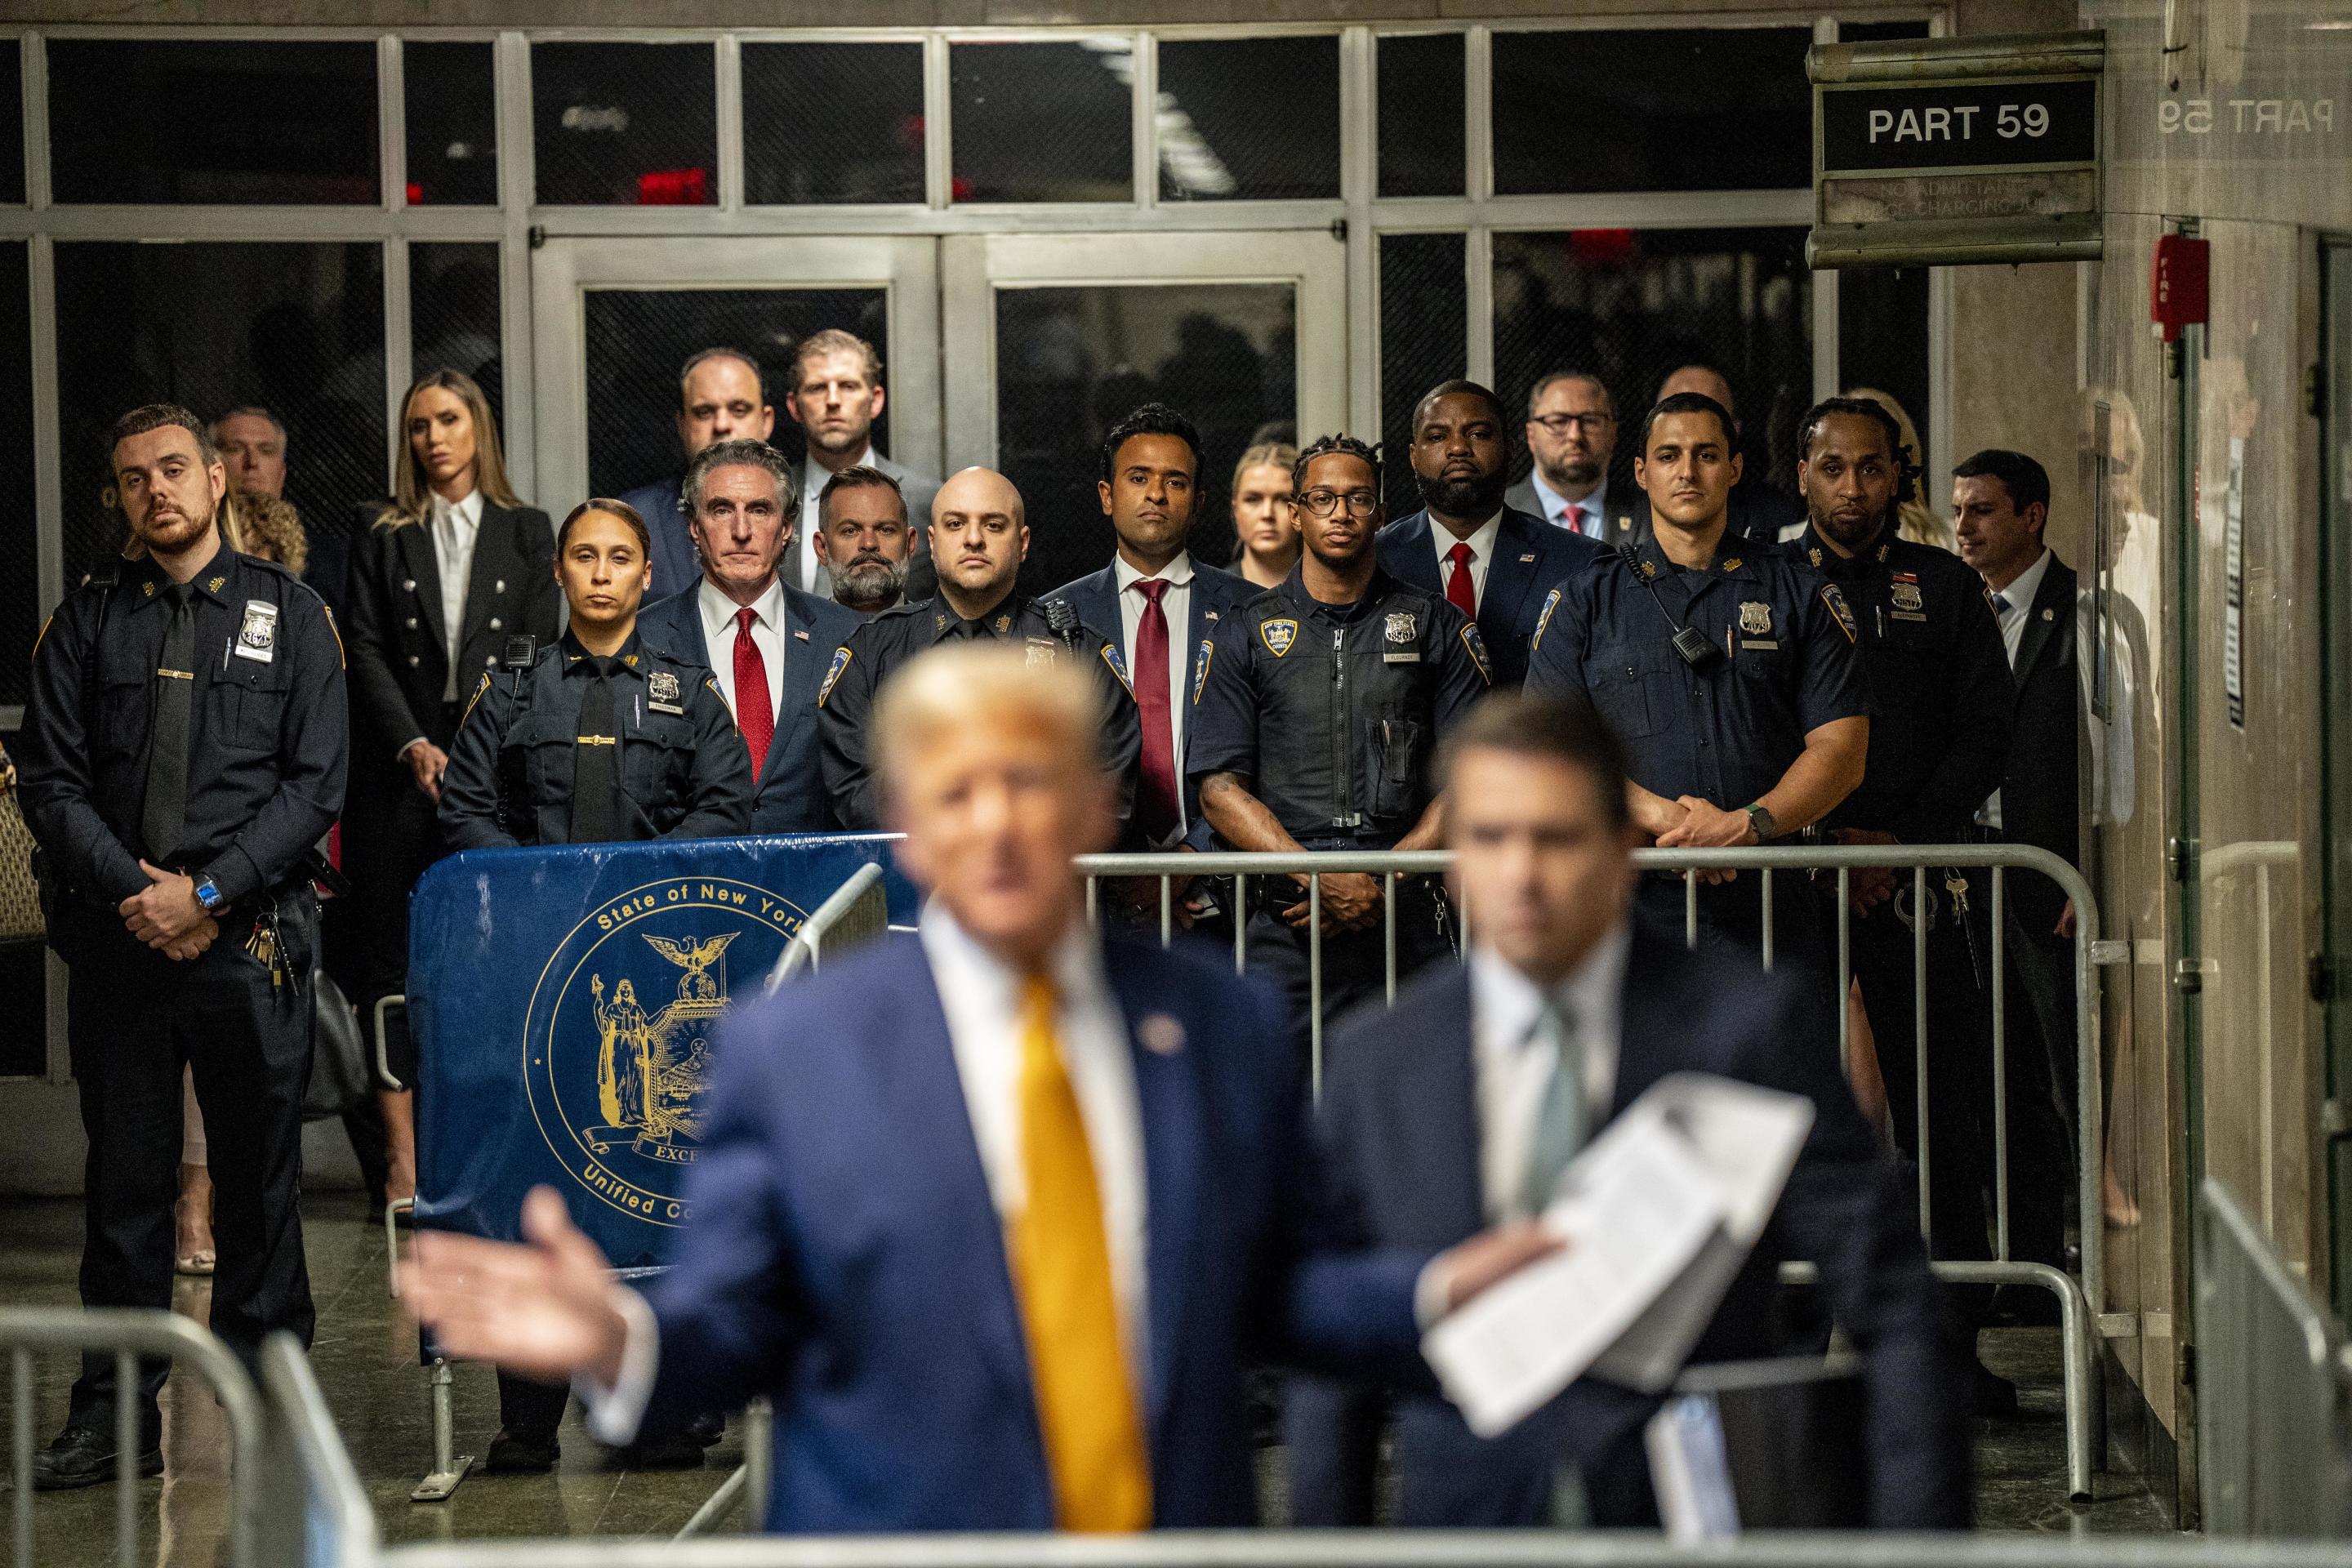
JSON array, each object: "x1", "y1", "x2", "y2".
[
  {"x1": 1794, "y1": 395, "x2": 1920, "y2": 504},
  {"x1": 1291, "y1": 433, "x2": 1382, "y2": 495}
]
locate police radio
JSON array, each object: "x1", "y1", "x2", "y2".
[
  {"x1": 1040, "y1": 597, "x2": 1085, "y2": 653},
  {"x1": 1618, "y1": 546, "x2": 1721, "y2": 670},
  {"x1": 503, "y1": 634, "x2": 538, "y2": 684},
  {"x1": 495, "y1": 634, "x2": 540, "y2": 841}
]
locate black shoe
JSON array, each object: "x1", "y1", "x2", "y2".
[
  {"x1": 483, "y1": 1426, "x2": 559, "y2": 1473},
  {"x1": 614, "y1": 1432, "x2": 705, "y2": 1470},
  {"x1": 30, "y1": 1424, "x2": 163, "y2": 1491},
  {"x1": 687, "y1": 1412, "x2": 724, "y2": 1449},
  {"x1": 1975, "y1": 1364, "x2": 2020, "y2": 1418}
]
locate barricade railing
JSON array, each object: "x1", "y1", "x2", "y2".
[
  {"x1": 256, "y1": 1332, "x2": 380, "y2": 1568},
  {"x1": 1076, "y1": 843, "x2": 2111, "y2": 1500},
  {"x1": 1, "y1": 1307, "x2": 265, "y2": 1568},
  {"x1": 2195, "y1": 1178, "x2": 2352, "y2": 1536},
  {"x1": 764, "y1": 861, "x2": 890, "y2": 993}
]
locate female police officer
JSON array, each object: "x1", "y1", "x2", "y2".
[{"x1": 436, "y1": 496, "x2": 752, "y2": 1471}]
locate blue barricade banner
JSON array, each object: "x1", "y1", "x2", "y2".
[{"x1": 409, "y1": 833, "x2": 920, "y2": 1268}]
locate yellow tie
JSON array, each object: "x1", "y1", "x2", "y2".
[{"x1": 1006, "y1": 974, "x2": 1152, "y2": 1531}]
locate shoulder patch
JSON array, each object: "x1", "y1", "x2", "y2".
[
  {"x1": 1459, "y1": 622, "x2": 1494, "y2": 686},
  {"x1": 1259, "y1": 617, "x2": 1298, "y2": 658},
  {"x1": 30, "y1": 612, "x2": 54, "y2": 662},
  {"x1": 457, "y1": 671, "x2": 493, "y2": 731},
  {"x1": 817, "y1": 646, "x2": 852, "y2": 708},
  {"x1": 1820, "y1": 583, "x2": 1859, "y2": 644},
  {"x1": 1532, "y1": 586, "x2": 1561, "y2": 653},
  {"x1": 1192, "y1": 637, "x2": 1214, "y2": 704},
  {"x1": 319, "y1": 602, "x2": 345, "y2": 669},
  {"x1": 1099, "y1": 640, "x2": 1134, "y2": 696}
]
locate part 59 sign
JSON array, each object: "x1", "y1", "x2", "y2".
[{"x1": 1821, "y1": 78, "x2": 2096, "y2": 172}]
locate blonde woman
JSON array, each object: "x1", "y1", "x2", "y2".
[
  {"x1": 341, "y1": 371, "x2": 558, "y2": 1213},
  {"x1": 1845, "y1": 386, "x2": 1954, "y2": 551},
  {"x1": 1227, "y1": 440, "x2": 1300, "y2": 587}
]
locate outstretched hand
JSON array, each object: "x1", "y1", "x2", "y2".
[{"x1": 400, "y1": 1186, "x2": 631, "y2": 1388}]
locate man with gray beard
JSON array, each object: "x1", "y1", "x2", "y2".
[{"x1": 813, "y1": 465, "x2": 917, "y2": 617}]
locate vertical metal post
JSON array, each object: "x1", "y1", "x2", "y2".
[
  {"x1": 410, "y1": 1356, "x2": 472, "y2": 1501},
  {"x1": 1159, "y1": 875, "x2": 1172, "y2": 949},
  {"x1": 1992, "y1": 865, "x2": 2011, "y2": 1261},
  {"x1": 1383, "y1": 871, "x2": 1397, "y2": 1004},
  {"x1": 1684, "y1": 871, "x2": 1698, "y2": 949},
  {"x1": 114, "y1": 1350, "x2": 134, "y2": 1568},
  {"x1": 1232, "y1": 875, "x2": 1246, "y2": 975},
  {"x1": 1759, "y1": 865, "x2": 1775, "y2": 971},
  {"x1": 1308, "y1": 875, "x2": 1324, "y2": 1099},
  {"x1": 1913, "y1": 866, "x2": 1931, "y2": 1241},
  {"x1": 1836, "y1": 867, "x2": 1852, "y2": 1075},
  {"x1": 743, "y1": 1397, "x2": 773, "y2": 1533},
  {"x1": 1085, "y1": 876, "x2": 1098, "y2": 929},
  {"x1": 14, "y1": 1348, "x2": 32, "y2": 1568}
]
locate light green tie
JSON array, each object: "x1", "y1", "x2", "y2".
[{"x1": 1519, "y1": 1000, "x2": 1584, "y2": 1218}]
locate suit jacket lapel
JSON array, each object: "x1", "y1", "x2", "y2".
[
  {"x1": 1606, "y1": 924, "x2": 1683, "y2": 1125},
  {"x1": 2009, "y1": 559, "x2": 2068, "y2": 692},
  {"x1": 768, "y1": 593, "x2": 826, "y2": 782},
  {"x1": 1385, "y1": 514, "x2": 1443, "y2": 596},
  {"x1": 1478, "y1": 515, "x2": 1544, "y2": 647},
  {"x1": 1108, "y1": 959, "x2": 1203, "y2": 1437},
  {"x1": 1384, "y1": 970, "x2": 1485, "y2": 1239},
  {"x1": 458, "y1": 506, "x2": 514, "y2": 655},
  {"x1": 395, "y1": 521, "x2": 447, "y2": 657}
]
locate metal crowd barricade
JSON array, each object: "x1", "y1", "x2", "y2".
[
  {"x1": 256, "y1": 1333, "x2": 380, "y2": 1568},
  {"x1": 764, "y1": 861, "x2": 890, "y2": 992},
  {"x1": 2, "y1": 1307, "x2": 265, "y2": 1568},
  {"x1": 1076, "y1": 842, "x2": 2112, "y2": 1501}
]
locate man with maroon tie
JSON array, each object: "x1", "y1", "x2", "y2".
[
  {"x1": 1045, "y1": 404, "x2": 1251, "y2": 851},
  {"x1": 637, "y1": 439, "x2": 862, "y2": 834}
]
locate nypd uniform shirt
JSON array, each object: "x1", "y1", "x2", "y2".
[
  {"x1": 815, "y1": 593, "x2": 1144, "y2": 831},
  {"x1": 1525, "y1": 534, "x2": 1873, "y2": 813},
  {"x1": 1187, "y1": 565, "x2": 1490, "y2": 847},
  {"x1": 1796, "y1": 524, "x2": 2012, "y2": 843},
  {"x1": 18, "y1": 546, "x2": 349, "y2": 912},
  {"x1": 438, "y1": 629, "x2": 754, "y2": 851}
]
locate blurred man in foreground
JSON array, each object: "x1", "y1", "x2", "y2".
[{"x1": 403, "y1": 643, "x2": 1548, "y2": 1531}]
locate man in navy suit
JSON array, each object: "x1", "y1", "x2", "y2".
[
  {"x1": 617, "y1": 349, "x2": 777, "y2": 599},
  {"x1": 1378, "y1": 380, "x2": 1605, "y2": 688},
  {"x1": 635, "y1": 439, "x2": 861, "y2": 835},
  {"x1": 1290, "y1": 691, "x2": 1971, "y2": 1529},
  {"x1": 1045, "y1": 403, "x2": 1252, "y2": 850},
  {"x1": 402, "y1": 643, "x2": 1552, "y2": 1531}
]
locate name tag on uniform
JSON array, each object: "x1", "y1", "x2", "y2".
[
  {"x1": 234, "y1": 600, "x2": 278, "y2": 662},
  {"x1": 1740, "y1": 639, "x2": 1781, "y2": 651},
  {"x1": 1383, "y1": 649, "x2": 1421, "y2": 663}
]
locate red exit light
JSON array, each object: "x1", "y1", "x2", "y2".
[{"x1": 638, "y1": 167, "x2": 710, "y2": 205}]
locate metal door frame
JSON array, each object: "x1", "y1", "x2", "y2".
[
  {"x1": 939, "y1": 229, "x2": 1349, "y2": 474},
  {"x1": 527, "y1": 234, "x2": 943, "y2": 518}
]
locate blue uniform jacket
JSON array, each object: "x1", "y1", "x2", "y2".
[
  {"x1": 639, "y1": 931, "x2": 1429, "y2": 1530},
  {"x1": 1376, "y1": 505, "x2": 1606, "y2": 688},
  {"x1": 635, "y1": 581, "x2": 862, "y2": 835}
]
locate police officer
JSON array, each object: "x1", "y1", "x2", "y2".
[
  {"x1": 437, "y1": 497, "x2": 752, "y2": 1473},
  {"x1": 1190, "y1": 433, "x2": 1490, "y2": 1029},
  {"x1": 1796, "y1": 396, "x2": 2015, "y2": 1401},
  {"x1": 818, "y1": 466, "x2": 1141, "y2": 832},
  {"x1": 1525, "y1": 390, "x2": 1871, "y2": 1009},
  {"x1": 18, "y1": 404, "x2": 348, "y2": 1489}
]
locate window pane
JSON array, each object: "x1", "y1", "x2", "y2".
[
  {"x1": 1491, "y1": 29, "x2": 1810, "y2": 194},
  {"x1": 1378, "y1": 33, "x2": 1464, "y2": 199},
  {"x1": 1156, "y1": 37, "x2": 1339, "y2": 203},
  {"x1": 951, "y1": 41, "x2": 1132, "y2": 203},
  {"x1": 532, "y1": 42, "x2": 716, "y2": 207},
  {"x1": 410, "y1": 243, "x2": 506, "y2": 433},
  {"x1": 0, "y1": 42, "x2": 23, "y2": 205},
  {"x1": 581, "y1": 290, "x2": 889, "y2": 498},
  {"x1": 47, "y1": 40, "x2": 380, "y2": 204},
  {"x1": 744, "y1": 42, "x2": 925, "y2": 206},
  {"x1": 996, "y1": 283, "x2": 1293, "y2": 590},
  {"x1": 1379, "y1": 233, "x2": 1467, "y2": 514},
  {"x1": 405, "y1": 41, "x2": 498, "y2": 207},
  {"x1": 52, "y1": 243, "x2": 387, "y2": 590},
  {"x1": 1493, "y1": 227, "x2": 1811, "y2": 501},
  {"x1": 0, "y1": 242, "x2": 33, "y2": 710},
  {"x1": 1838, "y1": 265, "x2": 1931, "y2": 479}
]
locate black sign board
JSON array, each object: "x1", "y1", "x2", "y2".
[{"x1": 1820, "y1": 78, "x2": 2097, "y2": 173}]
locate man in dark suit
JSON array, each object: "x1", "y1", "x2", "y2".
[
  {"x1": 1379, "y1": 379, "x2": 1605, "y2": 688},
  {"x1": 636, "y1": 439, "x2": 860, "y2": 835},
  {"x1": 1045, "y1": 403, "x2": 1252, "y2": 849},
  {"x1": 1503, "y1": 370, "x2": 1644, "y2": 546},
  {"x1": 1290, "y1": 691, "x2": 1971, "y2": 1530},
  {"x1": 617, "y1": 348, "x2": 777, "y2": 599},
  {"x1": 403, "y1": 642, "x2": 1550, "y2": 1531},
  {"x1": 1953, "y1": 448, "x2": 2080, "y2": 1276}
]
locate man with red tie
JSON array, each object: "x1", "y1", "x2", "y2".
[
  {"x1": 1045, "y1": 404, "x2": 1251, "y2": 853},
  {"x1": 1378, "y1": 381, "x2": 1604, "y2": 690},
  {"x1": 637, "y1": 439, "x2": 862, "y2": 834}
]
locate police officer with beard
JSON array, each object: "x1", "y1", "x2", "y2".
[{"x1": 1189, "y1": 434, "x2": 1490, "y2": 1031}]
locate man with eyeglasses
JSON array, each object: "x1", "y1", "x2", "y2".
[
  {"x1": 1507, "y1": 371, "x2": 1646, "y2": 546},
  {"x1": 1189, "y1": 434, "x2": 1490, "y2": 1034}
]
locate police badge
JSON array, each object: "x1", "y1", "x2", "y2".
[
  {"x1": 1891, "y1": 580, "x2": 1925, "y2": 614},
  {"x1": 1260, "y1": 617, "x2": 1298, "y2": 657},
  {"x1": 1738, "y1": 600, "x2": 1773, "y2": 637},
  {"x1": 1025, "y1": 636, "x2": 1059, "y2": 667},
  {"x1": 647, "y1": 669, "x2": 685, "y2": 714},
  {"x1": 234, "y1": 599, "x2": 279, "y2": 663},
  {"x1": 1384, "y1": 612, "x2": 1417, "y2": 644}
]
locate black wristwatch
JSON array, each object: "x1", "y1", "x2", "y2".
[{"x1": 1743, "y1": 804, "x2": 1776, "y2": 844}]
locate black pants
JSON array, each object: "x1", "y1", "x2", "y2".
[
  {"x1": 1635, "y1": 870, "x2": 1840, "y2": 1032},
  {"x1": 500, "y1": 1372, "x2": 570, "y2": 1438},
  {"x1": 345, "y1": 770, "x2": 448, "y2": 1084},
  {"x1": 1244, "y1": 877, "x2": 1453, "y2": 1044},
  {"x1": 65, "y1": 915, "x2": 315, "y2": 1437}
]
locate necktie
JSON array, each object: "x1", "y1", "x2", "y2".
[
  {"x1": 1006, "y1": 975, "x2": 1152, "y2": 1532},
  {"x1": 1990, "y1": 592, "x2": 2012, "y2": 616},
  {"x1": 141, "y1": 582, "x2": 198, "y2": 862},
  {"x1": 1131, "y1": 579, "x2": 1178, "y2": 841},
  {"x1": 732, "y1": 607, "x2": 773, "y2": 784},
  {"x1": 1519, "y1": 1000, "x2": 1584, "y2": 1218},
  {"x1": 1565, "y1": 503, "x2": 1587, "y2": 536},
  {"x1": 571, "y1": 657, "x2": 621, "y2": 844},
  {"x1": 1445, "y1": 541, "x2": 1477, "y2": 617}
]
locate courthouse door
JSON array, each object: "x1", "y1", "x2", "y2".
[
  {"x1": 941, "y1": 231, "x2": 1348, "y2": 593},
  {"x1": 528, "y1": 236, "x2": 943, "y2": 524}
]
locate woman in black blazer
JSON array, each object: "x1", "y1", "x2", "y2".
[{"x1": 342, "y1": 370, "x2": 558, "y2": 1209}]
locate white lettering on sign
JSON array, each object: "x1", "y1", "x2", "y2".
[
  {"x1": 2160, "y1": 97, "x2": 2336, "y2": 136},
  {"x1": 1869, "y1": 103, "x2": 2042, "y2": 143}
]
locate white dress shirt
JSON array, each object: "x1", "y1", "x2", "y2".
[
  {"x1": 1431, "y1": 511, "x2": 1504, "y2": 608},
  {"x1": 584, "y1": 903, "x2": 1150, "y2": 1442},
  {"x1": 1467, "y1": 924, "x2": 1633, "y2": 1222},
  {"x1": 798, "y1": 444, "x2": 880, "y2": 596},
  {"x1": 1529, "y1": 473, "x2": 1609, "y2": 537},
  {"x1": 1978, "y1": 547, "x2": 2053, "y2": 831},
  {"x1": 1113, "y1": 550, "x2": 1195, "y2": 835},
  {"x1": 430, "y1": 488, "x2": 483, "y2": 702},
  {"x1": 696, "y1": 575, "x2": 786, "y2": 732}
]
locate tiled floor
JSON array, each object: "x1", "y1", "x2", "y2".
[{"x1": 2, "y1": 1194, "x2": 2170, "y2": 1561}]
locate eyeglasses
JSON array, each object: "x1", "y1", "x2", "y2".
[
  {"x1": 1297, "y1": 488, "x2": 1381, "y2": 518},
  {"x1": 1529, "y1": 412, "x2": 1615, "y2": 434}
]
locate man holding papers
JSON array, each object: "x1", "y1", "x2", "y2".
[{"x1": 1290, "y1": 691, "x2": 1971, "y2": 1529}]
